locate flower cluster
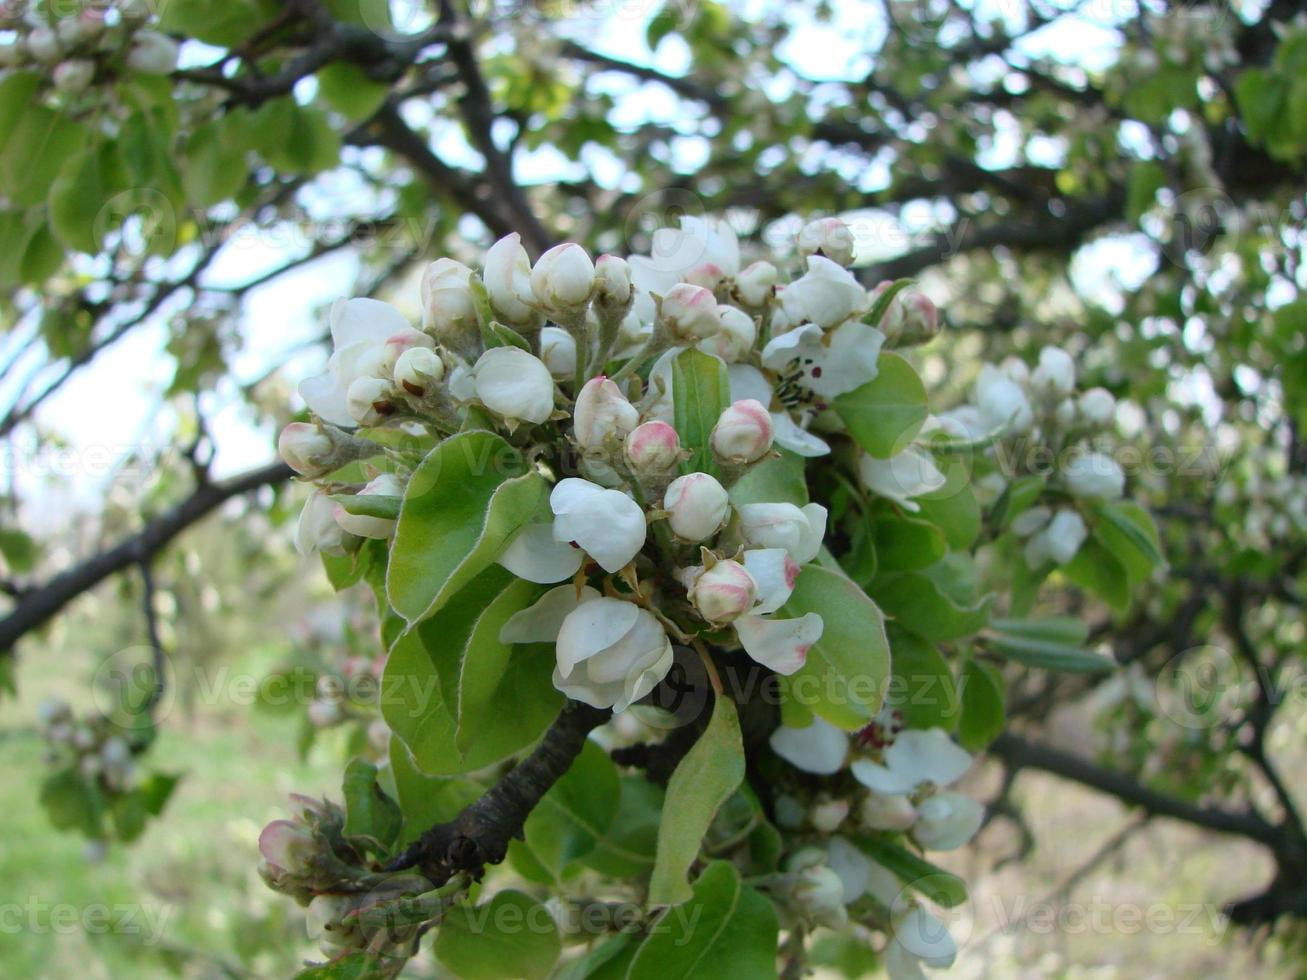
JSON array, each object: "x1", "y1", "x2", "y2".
[{"x1": 281, "y1": 216, "x2": 940, "y2": 713}]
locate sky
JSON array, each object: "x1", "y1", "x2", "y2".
[{"x1": 4, "y1": 0, "x2": 1158, "y2": 527}]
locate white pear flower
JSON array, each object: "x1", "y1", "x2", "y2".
[
  {"x1": 1030, "y1": 345, "x2": 1076, "y2": 397},
  {"x1": 550, "y1": 478, "x2": 646, "y2": 573},
  {"x1": 296, "y1": 492, "x2": 351, "y2": 557},
  {"x1": 126, "y1": 31, "x2": 179, "y2": 74},
  {"x1": 1063, "y1": 452, "x2": 1125, "y2": 499},
  {"x1": 857, "y1": 448, "x2": 946, "y2": 512},
  {"x1": 710, "y1": 399, "x2": 773, "y2": 463},
  {"x1": 663, "y1": 473, "x2": 730, "y2": 542},
  {"x1": 777, "y1": 255, "x2": 869, "y2": 329},
  {"x1": 419, "y1": 258, "x2": 478, "y2": 343},
  {"x1": 531, "y1": 243, "x2": 595, "y2": 318},
  {"x1": 300, "y1": 298, "x2": 434, "y2": 428},
  {"x1": 789, "y1": 855, "x2": 849, "y2": 929},
  {"x1": 974, "y1": 363, "x2": 1033, "y2": 434},
  {"x1": 573, "y1": 376, "x2": 639, "y2": 450},
  {"x1": 761, "y1": 320, "x2": 885, "y2": 403},
  {"x1": 333, "y1": 473, "x2": 403, "y2": 540},
  {"x1": 698, "y1": 305, "x2": 757, "y2": 362},
  {"x1": 885, "y1": 905, "x2": 959, "y2": 979},
  {"x1": 861, "y1": 790, "x2": 919, "y2": 831},
  {"x1": 346, "y1": 376, "x2": 396, "y2": 427},
  {"x1": 483, "y1": 233, "x2": 542, "y2": 329},
  {"x1": 796, "y1": 217, "x2": 856, "y2": 267},
  {"x1": 53, "y1": 59, "x2": 94, "y2": 93},
  {"x1": 735, "y1": 502, "x2": 827, "y2": 564},
  {"x1": 1078, "y1": 387, "x2": 1116, "y2": 425},
  {"x1": 629, "y1": 216, "x2": 741, "y2": 300},
  {"x1": 729, "y1": 364, "x2": 831, "y2": 458},
  {"x1": 851, "y1": 728, "x2": 972, "y2": 799},
  {"x1": 769, "y1": 715, "x2": 849, "y2": 775},
  {"x1": 539, "y1": 326, "x2": 577, "y2": 379},
  {"x1": 911, "y1": 792, "x2": 985, "y2": 851},
  {"x1": 1025, "y1": 508, "x2": 1088, "y2": 567},
  {"x1": 501, "y1": 587, "x2": 673, "y2": 712},
  {"x1": 733, "y1": 260, "x2": 778, "y2": 308},
  {"x1": 472, "y1": 347, "x2": 556, "y2": 424},
  {"x1": 497, "y1": 523, "x2": 584, "y2": 583}
]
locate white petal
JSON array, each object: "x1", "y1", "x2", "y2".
[
  {"x1": 550, "y1": 477, "x2": 605, "y2": 514},
  {"x1": 826, "y1": 835, "x2": 871, "y2": 902},
  {"x1": 857, "y1": 448, "x2": 946, "y2": 512},
  {"x1": 806, "y1": 320, "x2": 884, "y2": 399},
  {"x1": 761, "y1": 323, "x2": 824, "y2": 372},
  {"x1": 615, "y1": 640, "x2": 675, "y2": 713},
  {"x1": 770, "y1": 412, "x2": 830, "y2": 457},
  {"x1": 728, "y1": 363, "x2": 774, "y2": 406},
  {"x1": 884, "y1": 940, "x2": 929, "y2": 980},
  {"x1": 555, "y1": 597, "x2": 640, "y2": 675},
  {"x1": 552, "y1": 485, "x2": 646, "y2": 573},
  {"x1": 894, "y1": 907, "x2": 957, "y2": 967},
  {"x1": 497, "y1": 524, "x2": 584, "y2": 583},
  {"x1": 299, "y1": 373, "x2": 353, "y2": 427},
  {"x1": 499, "y1": 585, "x2": 598, "y2": 645},
  {"x1": 552, "y1": 665, "x2": 626, "y2": 711},
  {"x1": 796, "y1": 503, "x2": 828, "y2": 564},
  {"x1": 743, "y1": 548, "x2": 800, "y2": 614},
  {"x1": 912, "y1": 792, "x2": 985, "y2": 851},
  {"x1": 768, "y1": 716, "x2": 848, "y2": 774},
  {"x1": 736, "y1": 612, "x2": 822, "y2": 675},
  {"x1": 330, "y1": 297, "x2": 413, "y2": 349},
  {"x1": 850, "y1": 757, "x2": 917, "y2": 796},
  {"x1": 885, "y1": 729, "x2": 972, "y2": 788}
]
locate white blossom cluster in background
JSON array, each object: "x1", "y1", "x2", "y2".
[
  {"x1": 279, "y1": 214, "x2": 941, "y2": 713},
  {"x1": 0, "y1": 3, "x2": 179, "y2": 90},
  {"x1": 941, "y1": 347, "x2": 1127, "y2": 569}
]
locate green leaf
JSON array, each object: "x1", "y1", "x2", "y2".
[
  {"x1": 914, "y1": 456, "x2": 980, "y2": 550},
  {"x1": 864, "y1": 278, "x2": 915, "y2": 331},
  {"x1": 729, "y1": 449, "x2": 809, "y2": 507},
  {"x1": 156, "y1": 0, "x2": 276, "y2": 46},
  {"x1": 389, "y1": 737, "x2": 483, "y2": 846},
  {"x1": 1125, "y1": 161, "x2": 1167, "y2": 222},
  {"x1": 986, "y1": 633, "x2": 1116, "y2": 674},
  {"x1": 383, "y1": 569, "x2": 562, "y2": 775},
  {"x1": 294, "y1": 952, "x2": 387, "y2": 980},
  {"x1": 833, "y1": 352, "x2": 928, "y2": 458},
  {"x1": 989, "y1": 616, "x2": 1088, "y2": 645},
  {"x1": 40, "y1": 768, "x2": 104, "y2": 839},
  {"x1": 387, "y1": 431, "x2": 546, "y2": 623},
  {"x1": 434, "y1": 890, "x2": 561, "y2": 980},
  {"x1": 873, "y1": 572, "x2": 991, "y2": 643},
  {"x1": 992, "y1": 474, "x2": 1045, "y2": 530},
  {"x1": 852, "y1": 836, "x2": 968, "y2": 908},
  {"x1": 1234, "y1": 68, "x2": 1283, "y2": 146},
  {"x1": 629, "y1": 862, "x2": 778, "y2": 980},
  {"x1": 886, "y1": 625, "x2": 959, "y2": 730},
  {"x1": 342, "y1": 759, "x2": 403, "y2": 853},
  {"x1": 0, "y1": 527, "x2": 38, "y2": 573},
  {"x1": 49, "y1": 141, "x2": 128, "y2": 254},
  {"x1": 316, "y1": 63, "x2": 391, "y2": 121},
  {"x1": 330, "y1": 492, "x2": 402, "y2": 521},
  {"x1": 958, "y1": 660, "x2": 1004, "y2": 751},
  {"x1": 871, "y1": 511, "x2": 946, "y2": 572},
  {"x1": 671, "y1": 347, "x2": 730, "y2": 476},
  {"x1": 513, "y1": 740, "x2": 621, "y2": 881},
  {"x1": 555, "y1": 934, "x2": 637, "y2": 980},
  {"x1": 578, "y1": 776, "x2": 663, "y2": 879},
  {"x1": 1, "y1": 107, "x2": 86, "y2": 205},
  {"x1": 648, "y1": 696, "x2": 745, "y2": 906},
  {"x1": 182, "y1": 116, "x2": 252, "y2": 208},
  {"x1": 778, "y1": 565, "x2": 891, "y2": 730},
  {"x1": 1062, "y1": 537, "x2": 1129, "y2": 612},
  {"x1": 1090, "y1": 500, "x2": 1164, "y2": 582}
]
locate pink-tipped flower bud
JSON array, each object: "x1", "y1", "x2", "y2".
[
  {"x1": 797, "y1": 217, "x2": 856, "y2": 267},
  {"x1": 53, "y1": 59, "x2": 94, "y2": 94},
  {"x1": 531, "y1": 243, "x2": 595, "y2": 318},
  {"x1": 259, "y1": 819, "x2": 315, "y2": 873},
  {"x1": 898, "y1": 289, "x2": 939, "y2": 344},
  {"x1": 624, "y1": 421, "x2": 680, "y2": 473},
  {"x1": 660, "y1": 283, "x2": 720, "y2": 342},
  {"x1": 278, "y1": 423, "x2": 334, "y2": 477},
  {"x1": 307, "y1": 699, "x2": 342, "y2": 728},
  {"x1": 688, "y1": 558, "x2": 756, "y2": 624},
  {"x1": 734, "y1": 260, "x2": 778, "y2": 308},
  {"x1": 573, "y1": 376, "x2": 639, "y2": 451},
  {"x1": 663, "y1": 472, "x2": 729, "y2": 542},
  {"x1": 710, "y1": 399, "x2": 773, "y2": 463}
]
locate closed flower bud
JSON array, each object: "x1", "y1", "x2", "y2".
[
  {"x1": 278, "y1": 423, "x2": 334, "y2": 477},
  {"x1": 554, "y1": 598, "x2": 673, "y2": 711},
  {"x1": 660, "y1": 283, "x2": 720, "y2": 342},
  {"x1": 420, "y1": 258, "x2": 478, "y2": 342},
  {"x1": 791, "y1": 863, "x2": 848, "y2": 929},
  {"x1": 259, "y1": 819, "x2": 316, "y2": 873},
  {"x1": 573, "y1": 376, "x2": 639, "y2": 450},
  {"x1": 710, "y1": 399, "x2": 773, "y2": 463},
  {"x1": 734, "y1": 260, "x2": 778, "y2": 308},
  {"x1": 125, "y1": 31, "x2": 179, "y2": 75},
  {"x1": 897, "y1": 290, "x2": 939, "y2": 345},
  {"x1": 975, "y1": 364, "x2": 1033, "y2": 433},
  {"x1": 1078, "y1": 387, "x2": 1116, "y2": 425},
  {"x1": 333, "y1": 473, "x2": 403, "y2": 540},
  {"x1": 539, "y1": 326, "x2": 577, "y2": 379},
  {"x1": 37, "y1": 698, "x2": 70, "y2": 726},
  {"x1": 1031, "y1": 346, "x2": 1076, "y2": 397},
  {"x1": 345, "y1": 376, "x2": 395, "y2": 427},
  {"x1": 624, "y1": 421, "x2": 680, "y2": 473},
  {"x1": 809, "y1": 797, "x2": 850, "y2": 833},
  {"x1": 306, "y1": 894, "x2": 351, "y2": 942},
  {"x1": 307, "y1": 699, "x2": 342, "y2": 727},
  {"x1": 1054, "y1": 398, "x2": 1077, "y2": 428},
  {"x1": 296, "y1": 492, "x2": 350, "y2": 557},
  {"x1": 1063, "y1": 453, "x2": 1125, "y2": 499},
  {"x1": 393, "y1": 346, "x2": 444, "y2": 395},
  {"x1": 663, "y1": 472, "x2": 730, "y2": 542},
  {"x1": 797, "y1": 217, "x2": 856, "y2": 267},
  {"x1": 26, "y1": 27, "x2": 62, "y2": 64},
  {"x1": 473, "y1": 346, "x2": 555, "y2": 424},
  {"x1": 483, "y1": 233, "x2": 541, "y2": 328},
  {"x1": 861, "y1": 791, "x2": 918, "y2": 831},
  {"x1": 698, "y1": 305, "x2": 756, "y2": 362},
  {"x1": 531, "y1": 243, "x2": 595, "y2": 317},
  {"x1": 736, "y1": 502, "x2": 827, "y2": 564},
  {"x1": 688, "y1": 559, "x2": 756, "y2": 624},
  {"x1": 53, "y1": 59, "x2": 94, "y2": 93},
  {"x1": 594, "y1": 254, "x2": 633, "y2": 311}
]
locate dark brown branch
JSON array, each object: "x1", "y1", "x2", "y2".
[
  {"x1": 387, "y1": 700, "x2": 610, "y2": 883},
  {"x1": 0, "y1": 460, "x2": 292, "y2": 655}
]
